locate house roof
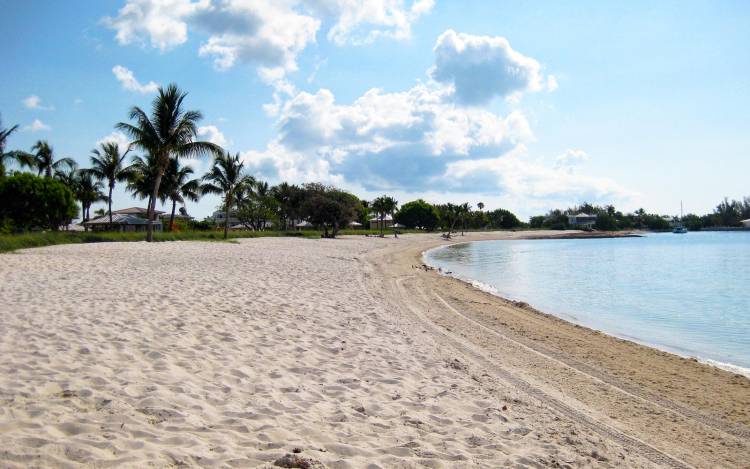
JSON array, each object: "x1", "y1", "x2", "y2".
[
  {"x1": 369, "y1": 215, "x2": 393, "y2": 221},
  {"x1": 571, "y1": 212, "x2": 595, "y2": 218},
  {"x1": 82, "y1": 214, "x2": 153, "y2": 225},
  {"x1": 113, "y1": 207, "x2": 165, "y2": 216}
]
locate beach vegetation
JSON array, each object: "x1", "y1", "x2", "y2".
[
  {"x1": 160, "y1": 158, "x2": 200, "y2": 231},
  {"x1": 200, "y1": 151, "x2": 254, "y2": 239},
  {"x1": 395, "y1": 199, "x2": 439, "y2": 230},
  {"x1": 301, "y1": 183, "x2": 359, "y2": 238},
  {"x1": 29, "y1": 140, "x2": 76, "y2": 178},
  {"x1": 84, "y1": 142, "x2": 133, "y2": 228},
  {"x1": 116, "y1": 83, "x2": 222, "y2": 242},
  {"x1": 371, "y1": 195, "x2": 398, "y2": 236},
  {"x1": 0, "y1": 173, "x2": 78, "y2": 232},
  {"x1": 0, "y1": 116, "x2": 34, "y2": 177},
  {"x1": 72, "y1": 169, "x2": 106, "y2": 224}
]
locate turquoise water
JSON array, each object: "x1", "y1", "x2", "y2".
[{"x1": 424, "y1": 232, "x2": 750, "y2": 375}]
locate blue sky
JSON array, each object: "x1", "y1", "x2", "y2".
[{"x1": 2, "y1": 0, "x2": 748, "y2": 220}]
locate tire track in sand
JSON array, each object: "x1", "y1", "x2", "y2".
[{"x1": 383, "y1": 271, "x2": 693, "y2": 469}]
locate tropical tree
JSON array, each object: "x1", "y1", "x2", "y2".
[
  {"x1": 85, "y1": 142, "x2": 132, "y2": 228},
  {"x1": 0, "y1": 173, "x2": 78, "y2": 231},
  {"x1": 0, "y1": 117, "x2": 33, "y2": 177},
  {"x1": 126, "y1": 153, "x2": 160, "y2": 207},
  {"x1": 270, "y1": 182, "x2": 304, "y2": 230},
  {"x1": 300, "y1": 183, "x2": 359, "y2": 238},
  {"x1": 477, "y1": 202, "x2": 485, "y2": 211},
  {"x1": 237, "y1": 179, "x2": 278, "y2": 231},
  {"x1": 458, "y1": 202, "x2": 471, "y2": 235},
  {"x1": 395, "y1": 199, "x2": 439, "y2": 230},
  {"x1": 30, "y1": 140, "x2": 75, "y2": 178},
  {"x1": 160, "y1": 158, "x2": 200, "y2": 231},
  {"x1": 72, "y1": 170, "x2": 106, "y2": 224},
  {"x1": 371, "y1": 195, "x2": 398, "y2": 237},
  {"x1": 200, "y1": 152, "x2": 253, "y2": 239},
  {"x1": 116, "y1": 84, "x2": 222, "y2": 241}
]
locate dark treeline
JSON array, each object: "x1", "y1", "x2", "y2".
[{"x1": 530, "y1": 199, "x2": 750, "y2": 231}]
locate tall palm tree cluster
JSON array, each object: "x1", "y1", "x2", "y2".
[
  {"x1": 5, "y1": 85, "x2": 466, "y2": 240},
  {"x1": 0, "y1": 87, "x2": 226, "y2": 239}
]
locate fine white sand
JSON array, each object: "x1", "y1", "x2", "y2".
[{"x1": 1, "y1": 236, "x2": 740, "y2": 468}]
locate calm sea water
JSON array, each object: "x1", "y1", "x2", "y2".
[{"x1": 424, "y1": 232, "x2": 750, "y2": 375}]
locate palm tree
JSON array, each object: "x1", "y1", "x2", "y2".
[
  {"x1": 53, "y1": 163, "x2": 80, "y2": 230},
  {"x1": 53, "y1": 161, "x2": 79, "y2": 189},
  {"x1": 0, "y1": 117, "x2": 33, "y2": 176},
  {"x1": 126, "y1": 153, "x2": 160, "y2": 206},
  {"x1": 85, "y1": 142, "x2": 132, "y2": 228},
  {"x1": 458, "y1": 202, "x2": 471, "y2": 235},
  {"x1": 73, "y1": 170, "x2": 106, "y2": 224},
  {"x1": 30, "y1": 140, "x2": 75, "y2": 178},
  {"x1": 477, "y1": 202, "x2": 485, "y2": 211},
  {"x1": 116, "y1": 83, "x2": 222, "y2": 241},
  {"x1": 372, "y1": 195, "x2": 398, "y2": 237},
  {"x1": 200, "y1": 152, "x2": 253, "y2": 239},
  {"x1": 161, "y1": 158, "x2": 200, "y2": 231}
]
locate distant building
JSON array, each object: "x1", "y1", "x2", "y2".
[
  {"x1": 112, "y1": 207, "x2": 165, "y2": 218},
  {"x1": 567, "y1": 213, "x2": 597, "y2": 229},
  {"x1": 211, "y1": 210, "x2": 240, "y2": 226},
  {"x1": 82, "y1": 207, "x2": 165, "y2": 232},
  {"x1": 369, "y1": 214, "x2": 393, "y2": 230}
]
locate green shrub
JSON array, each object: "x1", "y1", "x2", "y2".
[{"x1": 0, "y1": 173, "x2": 78, "y2": 232}]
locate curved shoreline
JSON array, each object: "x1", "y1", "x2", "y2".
[
  {"x1": 421, "y1": 240, "x2": 750, "y2": 378},
  {"x1": 365, "y1": 230, "x2": 750, "y2": 467}
]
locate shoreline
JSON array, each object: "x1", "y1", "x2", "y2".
[
  {"x1": 364, "y1": 230, "x2": 750, "y2": 468},
  {"x1": 420, "y1": 239, "x2": 750, "y2": 379}
]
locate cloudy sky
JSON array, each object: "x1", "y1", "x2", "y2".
[{"x1": 2, "y1": 1, "x2": 749, "y2": 220}]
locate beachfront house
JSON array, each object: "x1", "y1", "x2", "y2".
[
  {"x1": 211, "y1": 210, "x2": 240, "y2": 226},
  {"x1": 567, "y1": 212, "x2": 597, "y2": 229},
  {"x1": 369, "y1": 214, "x2": 394, "y2": 230},
  {"x1": 82, "y1": 207, "x2": 165, "y2": 232}
]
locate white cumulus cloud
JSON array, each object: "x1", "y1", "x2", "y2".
[
  {"x1": 443, "y1": 147, "x2": 630, "y2": 202},
  {"x1": 23, "y1": 119, "x2": 51, "y2": 132},
  {"x1": 96, "y1": 131, "x2": 132, "y2": 153},
  {"x1": 23, "y1": 95, "x2": 55, "y2": 111},
  {"x1": 103, "y1": 0, "x2": 210, "y2": 50},
  {"x1": 309, "y1": 0, "x2": 434, "y2": 45},
  {"x1": 105, "y1": 0, "x2": 433, "y2": 75},
  {"x1": 242, "y1": 83, "x2": 535, "y2": 191},
  {"x1": 431, "y1": 29, "x2": 556, "y2": 105},
  {"x1": 237, "y1": 30, "x2": 627, "y2": 207},
  {"x1": 197, "y1": 125, "x2": 227, "y2": 147},
  {"x1": 112, "y1": 65, "x2": 159, "y2": 94},
  {"x1": 554, "y1": 148, "x2": 589, "y2": 170}
]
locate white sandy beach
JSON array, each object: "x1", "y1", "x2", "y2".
[{"x1": 1, "y1": 235, "x2": 748, "y2": 468}]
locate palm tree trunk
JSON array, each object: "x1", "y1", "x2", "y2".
[
  {"x1": 108, "y1": 184, "x2": 114, "y2": 231},
  {"x1": 223, "y1": 194, "x2": 231, "y2": 240},
  {"x1": 147, "y1": 169, "x2": 164, "y2": 242},
  {"x1": 380, "y1": 214, "x2": 384, "y2": 236},
  {"x1": 169, "y1": 199, "x2": 177, "y2": 232},
  {"x1": 81, "y1": 201, "x2": 87, "y2": 231}
]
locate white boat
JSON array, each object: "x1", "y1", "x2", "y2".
[{"x1": 673, "y1": 201, "x2": 687, "y2": 234}]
